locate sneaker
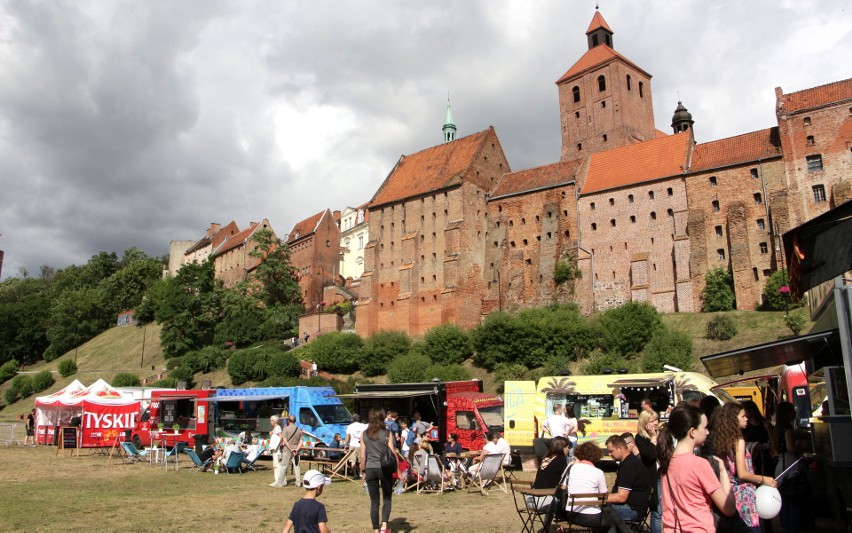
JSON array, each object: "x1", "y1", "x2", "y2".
[
  {"x1": 379, "y1": 527, "x2": 390, "y2": 533},
  {"x1": 269, "y1": 482, "x2": 282, "y2": 487}
]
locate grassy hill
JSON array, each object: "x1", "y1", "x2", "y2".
[{"x1": 0, "y1": 310, "x2": 805, "y2": 419}]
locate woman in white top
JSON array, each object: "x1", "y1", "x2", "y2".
[{"x1": 561, "y1": 441, "x2": 614, "y2": 532}]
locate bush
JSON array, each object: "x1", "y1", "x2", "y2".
[
  {"x1": 5, "y1": 374, "x2": 34, "y2": 404},
  {"x1": 706, "y1": 314, "x2": 738, "y2": 340},
  {"x1": 361, "y1": 331, "x2": 412, "y2": 377},
  {"x1": 112, "y1": 373, "x2": 141, "y2": 387},
  {"x1": 424, "y1": 363, "x2": 471, "y2": 382},
  {"x1": 493, "y1": 362, "x2": 534, "y2": 384},
  {"x1": 310, "y1": 332, "x2": 363, "y2": 374},
  {"x1": 227, "y1": 350, "x2": 258, "y2": 385},
  {"x1": 149, "y1": 377, "x2": 177, "y2": 388},
  {"x1": 387, "y1": 353, "x2": 431, "y2": 383},
  {"x1": 582, "y1": 350, "x2": 638, "y2": 375},
  {"x1": 183, "y1": 347, "x2": 228, "y2": 374},
  {"x1": 213, "y1": 291, "x2": 266, "y2": 347},
  {"x1": 421, "y1": 324, "x2": 472, "y2": 365},
  {"x1": 761, "y1": 270, "x2": 803, "y2": 311},
  {"x1": 0, "y1": 359, "x2": 19, "y2": 384},
  {"x1": 58, "y1": 359, "x2": 77, "y2": 377},
  {"x1": 701, "y1": 268, "x2": 736, "y2": 312},
  {"x1": 42, "y1": 345, "x2": 59, "y2": 363},
  {"x1": 784, "y1": 312, "x2": 808, "y2": 335},
  {"x1": 597, "y1": 302, "x2": 663, "y2": 357},
  {"x1": 327, "y1": 301, "x2": 352, "y2": 316},
  {"x1": 30, "y1": 370, "x2": 55, "y2": 393},
  {"x1": 266, "y1": 351, "x2": 300, "y2": 378},
  {"x1": 166, "y1": 356, "x2": 184, "y2": 370},
  {"x1": 471, "y1": 312, "x2": 521, "y2": 370},
  {"x1": 642, "y1": 328, "x2": 694, "y2": 372}
]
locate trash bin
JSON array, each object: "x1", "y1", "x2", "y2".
[{"x1": 194, "y1": 434, "x2": 208, "y2": 455}]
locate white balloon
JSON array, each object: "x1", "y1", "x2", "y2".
[{"x1": 755, "y1": 485, "x2": 783, "y2": 519}]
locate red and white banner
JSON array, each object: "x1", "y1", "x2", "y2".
[{"x1": 80, "y1": 400, "x2": 140, "y2": 448}]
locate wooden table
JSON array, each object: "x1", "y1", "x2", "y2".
[{"x1": 515, "y1": 486, "x2": 556, "y2": 533}]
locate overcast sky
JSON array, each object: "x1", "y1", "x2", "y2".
[{"x1": 1, "y1": 1, "x2": 850, "y2": 280}]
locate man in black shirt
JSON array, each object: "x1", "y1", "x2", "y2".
[{"x1": 604, "y1": 435, "x2": 651, "y2": 532}]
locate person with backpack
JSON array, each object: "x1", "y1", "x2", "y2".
[{"x1": 360, "y1": 407, "x2": 398, "y2": 533}]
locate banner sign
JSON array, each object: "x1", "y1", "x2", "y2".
[{"x1": 81, "y1": 401, "x2": 140, "y2": 448}]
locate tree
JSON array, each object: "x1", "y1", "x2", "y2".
[
  {"x1": 156, "y1": 261, "x2": 221, "y2": 358},
  {"x1": 421, "y1": 324, "x2": 472, "y2": 365},
  {"x1": 596, "y1": 301, "x2": 663, "y2": 357},
  {"x1": 701, "y1": 268, "x2": 736, "y2": 312},
  {"x1": 642, "y1": 327, "x2": 694, "y2": 372},
  {"x1": 214, "y1": 290, "x2": 265, "y2": 347},
  {"x1": 0, "y1": 277, "x2": 51, "y2": 364},
  {"x1": 98, "y1": 254, "x2": 164, "y2": 318},
  {"x1": 248, "y1": 228, "x2": 302, "y2": 308},
  {"x1": 309, "y1": 332, "x2": 364, "y2": 374},
  {"x1": 260, "y1": 303, "x2": 302, "y2": 340},
  {"x1": 0, "y1": 359, "x2": 19, "y2": 383},
  {"x1": 360, "y1": 331, "x2": 412, "y2": 377},
  {"x1": 471, "y1": 312, "x2": 523, "y2": 370},
  {"x1": 45, "y1": 287, "x2": 111, "y2": 359},
  {"x1": 387, "y1": 353, "x2": 431, "y2": 383}
]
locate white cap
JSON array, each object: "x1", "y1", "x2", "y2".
[{"x1": 302, "y1": 469, "x2": 331, "y2": 489}]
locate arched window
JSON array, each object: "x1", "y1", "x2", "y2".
[
  {"x1": 626, "y1": 75, "x2": 632, "y2": 91},
  {"x1": 572, "y1": 86, "x2": 580, "y2": 103},
  {"x1": 598, "y1": 75, "x2": 606, "y2": 92}
]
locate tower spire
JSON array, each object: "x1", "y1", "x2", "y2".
[{"x1": 442, "y1": 94, "x2": 456, "y2": 143}]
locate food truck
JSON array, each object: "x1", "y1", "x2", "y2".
[
  {"x1": 212, "y1": 386, "x2": 353, "y2": 450},
  {"x1": 338, "y1": 379, "x2": 504, "y2": 451},
  {"x1": 130, "y1": 389, "x2": 216, "y2": 448},
  {"x1": 504, "y1": 371, "x2": 730, "y2": 451}
]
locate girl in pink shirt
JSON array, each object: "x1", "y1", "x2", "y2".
[{"x1": 657, "y1": 404, "x2": 736, "y2": 533}]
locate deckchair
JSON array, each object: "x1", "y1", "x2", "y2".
[
  {"x1": 417, "y1": 454, "x2": 446, "y2": 495},
  {"x1": 185, "y1": 449, "x2": 213, "y2": 473},
  {"x1": 163, "y1": 442, "x2": 187, "y2": 471},
  {"x1": 224, "y1": 451, "x2": 246, "y2": 475},
  {"x1": 120, "y1": 441, "x2": 149, "y2": 463},
  {"x1": 466, "y1": 453, "x2": 507, "y2": 495},
  {"x1": 241, "y1": 450, "x2": 264, "y2": 471}
]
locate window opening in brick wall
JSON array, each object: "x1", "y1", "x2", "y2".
[
  {"x1": 649, "y1": 191, "x2": 655, "y2": 200},
  {"x1": 565, "y1": 230, "x2": 570, "y2": 237},
  {"x1": 709, "y1": 176, "x2": 717, "y2": 187},
  {"x1": 653, "y1": 263, "x2": 657, "y2": 271},
  {"x1": 601, "y1": 102, "x2": 606, "y2": 109},
  {"x1": 521, "y1": 218, "x2": 526, "y2": 224},
  {"x1": 496, "y1": 221, "x2": 501, "y2": 228},
  {"x1": 612, "y1": 271, "x2": 616, "y2": 278},
  {"x1": 509, "y1": 220, "x2": 514, "y2": 227},
  {"x1": 432, "y1": 275, "x2": 437, "y2": 281},
  {"x1": 610, "y1": 219, "x2": 616, "y2": 227},
  {"x1": 754, "y1": 193, "x2": 762, "y2": 204},
  {"x1": 762, "y1": 269, "x2": 771, "y2": 277},
  {"x1": 630, "y1": 215, "x2": 636, "y2": 223},
  {"x1": 526, "y1": 258, "x2": 532, "y2": 265},
  {"x1": 536, "y1": 215, "x2": 540, "y2": 222},
  {"x1": 572, "y1": 86, "x2": 580, "y2": 103},
  {"x1": 609, "y1": 245, "x2": 613, "y2": 252},
  {"x1": 757, "y1": 219, "x2": 765, "y2": 231},
  {"x1": 575, "y1": 111, "x2": 580, "y2": 119},
  {"x1": 627, "y1": 74, "x2": 632, "y2": 90},
  {"x1": 432, "y1": 252, "x2": 436, "y2": 259},
  {"x1": 598, "y1": 75, "x2": 606, "y2": 92},
  {"x1": 536, "y1": 235, "x2": 541, "y2": 241},
  {"x1": 591, "y1": 223, "x2": 597, "y2": 231},
  {"x1": 590, "y1": 202, "x2": 596, "y2": 210},
  {"x1": 577, "y1": 143, "x2": 582, "y2": 151},
  {"x1": 650, "y1": 211, "x2": 657, "y2": 220},
  {"x1": 712, "y1": 200, "x2": 720, "y2": 211},
  {"x1": 807, "y1": 135, "x2": 815, "y2": 146},
  {"x1": 651, "y1": 238, "x2": 654, "y2": 244},
  {"x1": 523, "y1": 239, "x2": 528, "y2": 245},
  {"x1": 563, "y1": 210, "x2": 568, "y2": 216},
  {"x1": 498, "y1": 205, "x2": 502, "y2": 212},
  {"x1": 806, "y1": 154, "x2": 823, "y2": 171},
  {"x1": 803, "y1": 117, "x2": 811, "y2": 126},
  {"x1": 667, "y1": 187, "x2": 673, "y2": 196},
  {"x1": 547, "y1": 232, "x2": 552, "y2": 239},
  {"x1": 750, "y1": 168, "x2": 758, "y2": 179},
  {"x1": 639, "y1": 81, "x2": 644, "y2": 97},
  {"x1": 667, "y1": 208, "x2": 674, "y2": 217},
  {"x1": 510, "y1": 241, "x2": 516, "y2": 248},
  {"x1": 759, "y1": 242, "x2": 768, "y2": 254},
  {"x1": 753, "y1": 268, "x2": 759, "y2": 281},
  {"x1": 609, "y1": 198, "x2": 615, "y2": 206},
  {"x1": 717, "y1": 249, "x2": 725, "y2": 260},
  {"x1": 812, "y1": 184, "x2": 826, "y2": 202},
  {"x1": 628, "y1": 194, "x2": 634, "y2": 203}
]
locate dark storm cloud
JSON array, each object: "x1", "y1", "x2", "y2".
[{"x1": 0, "y1": 1, "x2": 850, "y2": 279}]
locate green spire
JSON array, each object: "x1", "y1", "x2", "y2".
[{"x1": 443, "y1": 94, "x2": 456, "y2": 143}]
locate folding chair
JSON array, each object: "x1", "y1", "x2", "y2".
[
  {"x1": 241, "y1": 450, "x2": 264, "y2": 471},
  {"x1": 163, "y1": 442, "x2": 187, "y2": 471},
  {"x1": 553, "y1": 492, "x2": 609, "y2": 532},
  {"x1": 503, "y1": 449, "x2": 523, "y2": 481},
  {"x1": 224, "y1": 451, "x2": 246, "y2": 475},
  {"x1": 185, "y1": 449, "x2": 213, "y2": 473},
  {"x1": 417, "y1": 455, "x2": 446, "y2": 495},
  {"x1": 120, "y1": 441, "x2": 149, "y2": 463},
  {"x1": 510, "y1": 479, "x2": 554, "y2": 533},
  {"x1": 466, "y1": 453, "x2": 507, "y2": 495},
  {"x1": 623, "y1": 491, "x2": 654, "y2": 532}
]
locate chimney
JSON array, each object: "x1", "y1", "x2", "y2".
[{"x1": 206, "y1": 223, "x2": 221, "y2": 238}]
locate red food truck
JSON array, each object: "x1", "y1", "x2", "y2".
[
  {"x1": 339, "y1": 379, "x2": 504, "y2": 451},
  {"x1": 130, "y1": 389, "x2": 216, "y2": 449}
]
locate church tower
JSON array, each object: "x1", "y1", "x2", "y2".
[
  {"x1": 442, "y1": 96, "x2": 457, "y2": 143},
  {"x1": 557, "y1": 10, "x2": 657, "y2": 161},
  {"x1": 670, "y1": 101, "x2": 694, "y2": 134}
]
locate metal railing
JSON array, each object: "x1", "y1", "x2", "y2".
[{"x1": 0, "y1": 423, "x2": 23, "y2": 446}]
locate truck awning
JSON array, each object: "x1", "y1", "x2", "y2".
[
  {"x1": 700, "y1": 329, "x2": 838, "y2": 379},
  {"x1": 197, "y1": 394, "x2": 289, "y2": 402},
  {"x1": 335, "y1": 391, "x2": 435, "y2": 399},
  {"x1": 606, "y1": 377, "x2": 672, "y2": 389}
]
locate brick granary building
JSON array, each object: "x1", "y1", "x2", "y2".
[{"x1": 356, "y1": 10, "x2": 852, "y2": 337}]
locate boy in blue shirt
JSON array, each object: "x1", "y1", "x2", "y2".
[{"x1": 282, "y1": 469, "x2": 331, "y2": 533}]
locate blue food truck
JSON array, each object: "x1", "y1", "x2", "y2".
[{"x1": 212, "y1": 386, "x2": 352, "y2": 451}]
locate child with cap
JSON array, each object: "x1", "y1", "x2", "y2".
[{"x1": 283, "y1": 469, "x2": 332, "y2": 533}]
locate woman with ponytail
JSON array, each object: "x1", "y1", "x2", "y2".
[{"x1": 657, "y1": 404, "x2": 736, "y2": 532}]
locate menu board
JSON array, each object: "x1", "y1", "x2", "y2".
[{"x1": 57, "y1": 426, "x2": 79, "y2": 456}]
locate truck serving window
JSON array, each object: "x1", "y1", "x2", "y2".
[
  {"x1": 621, "y1": 387, "x2": 671, "y2": 418},
  {"x1": 313, "y1": 405, "x2": 352, "y2": 425},
  {"x1": 567, "y1": 395, "x2": 614, "y2": 419},
  {"x1": 161, "y1": 399, "x2": 196, "y2": 430},
  {"x1": 477, "y1": 405, "x2": 504, "y2": 432},
  {"x1": 455, "y1": 411, "x2": 477, "y2": 430}
]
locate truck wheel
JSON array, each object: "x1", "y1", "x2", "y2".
[{"x1": 132, "y1": 435, "x2": 143, "y2": 449}]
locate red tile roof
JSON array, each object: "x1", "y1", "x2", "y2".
[
  {"x1": 690, "y1": 127, "x2": 781, "y2": 172},
  {"x1": 186, "y1": 221, "x2": 240, "y2": 255},
  {"x1": 217, "y1": 221, "x2": 261, "y2": 255},
  {"x1": 371, "y1": 128, "x2": 493, "y2": 207},
  {"x1": 286, "y1": 210, "x2": 327, "y2": 244},
  {"x1": 581, "y1": 132, "x2": 692, "y2": 195},
  {"x1": 491, "y1": 159, "x2": 583, "y2": 198},
  {"x1": 654, "y1": 129, "x2": 669, "y2": 139},
  {"x1": 586, "y1": 11, "x2": 613, "y2": 34},
  {"x1": 781, "y1": 78, "x2": 852, "y2": 114},
  {"x1": 557, "y1": 44, "x2": 650, "y2": 84}
]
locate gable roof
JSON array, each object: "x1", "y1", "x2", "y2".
[
  {"x1": 690, "y1": 127, "x2": 781, "y2": 172},
  {"x1": 557, "y1": 44, "x2": 650, "y2": 84},
  {"x1": 581, "y1": 132, "x2": 692, "y2": 195},
  {"x1": 586, "y1": 11, "x2": 613, "y2": 34},
  {"x1": 286, "y1": 210, "x2": 327, "y2": 244},
  {"x1": 370, "y1": 128, "x2": 494, "y2": 207},
  {"x1": 780, "y1": 78, "x2": 852, "y2": 114},
  {"x1": 185, "y1": 221, "x2": 240, "y2": 255},
  {"x1": 216, "y1": 220, "x2": 268, "y2": 255},
  {"x1": 491, "y1": 159, "x2": 582, "y2": 199}
]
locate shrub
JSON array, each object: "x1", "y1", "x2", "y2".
[
  {"x1": 266, "y1": 351, "x2": 300, "y2": 378},
  {"x1": 260, "y1": 303, "x2": 302, "y2": 340},
  {"x1": 149, "y1": 377, "x2": 177, "y2": 388},
  {"x1": 310, "y1": 332, "x2": 363, "y2": 374},
  {"x1": 58, "y1": 359, "x2": 77, "y2": 377},
  {"x1": 183, "y1": 347, "x2": 228, "y2": 374},
  {"x1": 327, "y1": 301, "x2": 352, "y2": 316},
  {"x1": 554, "y1": 253, "x2": 582, "y2": 293},
  {"x1": 112, "y1": 373, "x2": 141, "y2": 387},
  {"x1": 761, "y1": 270, "x2": 803, "y2": 311},
  {"x1": 642, "y1": 328, "x2": 694, "y2": 372},
  {"x1": 30, "y1": 370, "x2": 55, "y2": 393},
  {"x1": 5, "y1": 374, "x2": 34, "y2": 404},
  {"x1": 213, "y1": 291, "x2": 266, "y2": 347},
  {"x1": 597, "y1": 302, "x2": 663, "y2": 357},
  {"x1": 493, "y1": 362, "x2": 534, "y2": 384},
  {"x1": 424, "y1": 363, "x2": 471, "y2": 382},
  {"x1": 42, "y1": 345, "x2": 59, "y2": 363},
  {"x1": 701, "y1": 268, "x2": 736, "y2": 312},
  {"x1": 166, "y1": 356, "x2": 184, "y2": 370},
  {"x1": 784, "y1": 312, "x2": 808, "y2": 335},
  {"x1": 387, "y1": 353, "x2": 431, "y2": 383},
  {"x1": 361, "y1": 331, "x2": 411, "y2": 377},
  {"x1": 421, "y1": 324, "x2": 472, "y2": 365},
  {"x1": 169, "y1": 366, "x2": 195, "y2": 387},
  {"x1": 581, "y1": 350, "x2": 638, "y2": 375},
  {"x1": 0, "y1": 359, "x2": 20, "y2": 384},
  {"x1": 706, "y1": 314, "x2": 738, "y2": 340},
  {"x1": 471, "y1": 312, "x2": 519, "y2": 370},
  {"x1": 227, "y1": 350, "x2": 258, "y2": 385}
]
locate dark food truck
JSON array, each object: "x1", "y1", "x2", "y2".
[{"x1": 340, "y1": 379, "x2": 504, "y2": 451}]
